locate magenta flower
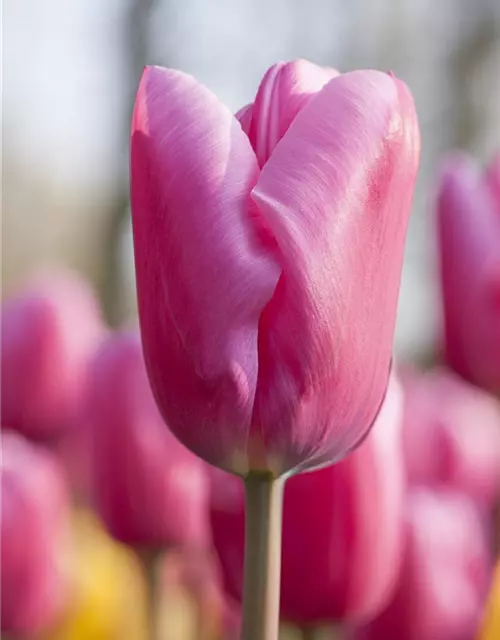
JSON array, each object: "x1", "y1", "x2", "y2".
[
  {"x1": 485, "y1": 152, "x2": 500, "y2": 209},
  {"x1": 85, "y1": 330, "x2": 210, "y2": 550},
  {"x1": 437, "y1": 152, "x2": 500, "y2": 393},
  {"x1": 131, "y1": 59, "x2": 420, "y2": 475},
  {"x1": 210, "y1": 373, "x2": 406, "y2": 624},
  {"x1": 1, "y1": 431, "x2": 69, "y2": 635},
  {"x1": 402, "y1": 367, "x2": 500, "y2": 509},
  {"x1": 1, "y1": 270, "x2": 104, "y2": 441},
  {"x1": 356, "y1": 488, "x2": 492, "y2": 640}
]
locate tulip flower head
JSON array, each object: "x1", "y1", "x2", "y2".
[
  {"x1": 402, "y1": 367, "x2": 500, "y2": 509},
  {"x1": 85, "y1": 331, "x2": 210, "y2": 550},
  {"x1": 131, "y1": 59, "x2": 420, "y2": 476},
  {"x1": 1, "y1": 431, "x2": 69, "y2": 635},
  {"x1": 485, "y1": 153, "x2": 500, "y2": 207},
  {"x1": 356, "y1": 488, "x2": 492, "y2": 640},
  {"x1": 210, "y1": 373, "x2": 406, "y2": 624},
  {"x1": 437, "y1": 152, "x2": 500, "y2": 393},
  {"x1": 1, "y1": 270, "x2": 104, "y2": 441}
]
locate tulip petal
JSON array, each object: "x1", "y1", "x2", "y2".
[
  {"x1": 235, "y1": 103, "x2": 253, "y2": 136},
  {"x1": 248, "y1": 59, "x2": 339, "y2": 166},
  {"x1": 485, "y1": 153, "x2": 500, "y2": 213},
  {"x1": 250, "y1": 70, "x2": 420, "y2": 473},
  {"x1": 131, "y1": 66, "x2": 280, "y2": 472},
  {"x1": 0, "y1": 271, "x2": 104, "y2": 441},
  {"x1": 476, "y1": 265, "x2": 500, "y2": 393},
  {"x1": 437, "y1": 154, "x2": 500, "y2": 390}
]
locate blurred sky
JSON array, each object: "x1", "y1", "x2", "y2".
[{"x1": 3, "y1": 0, "x2": 500, "y2": 360}]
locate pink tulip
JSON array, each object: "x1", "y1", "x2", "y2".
[
  {"x1": 485, "y1": 153, "x2": 500, "y2": 206},
  {"x1": 402, "y1": 367, "x2": 500, "y2": 509},
  {"x1": 1, "y1": 270, "x2": 104, "y2": 441},
  {"x1": 1, "y1": 431, "x2": 69, "y2": 635},
  {"x1": 437, "y1": 152, "x2": 500, "y2": 393},
  {"x1": 85, "y1": 330, "x2": 210, "y2": 549},
  {"x1": 130, "y1": 59, "x2": 420, "y2": 475},
  {"x1": 210, "y1": 374, "x2": 406, "y2": 624},
  {"x1": 355, "y1": 488, "x2": 492, "y2": 640},
  {"x1": 222, "y1": 598, "x2": 242, "y2": 640}
]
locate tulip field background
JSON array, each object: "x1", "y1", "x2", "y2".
[
  {"x1": 2, "y1": 1, "x2": 500, "y2": 639},
  {"x1": 3, "y1": 0, "x2": 500, "y2": 356}
]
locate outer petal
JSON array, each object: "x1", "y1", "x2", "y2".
[
  {"x1": 357, "y1": 489, "x2": 492, "y2": 640},
  {"x1": 402, "y1": 368, "x2": 500, "y2": 507},
  {"x1": 485, "y1": 153, "x2": 500, "y2": 212},
  {"x1": 400, "y1": 367, "x2": 449, "y2": 486},
  {"x1": 247, "y1": 59, "x2": 339, "y2": 166},
  {"x1": 131, "y1": 66, "x2": 280, "y2": 473},
  {"x1": 86, "y1": 331, "x2": 210, "y2": 549},
  {"x1": 210, "y1": 373, "x2": 405, "y2": 624},
  {"x1": 250, "y1": 71, "x2": 420, "y2": 473},
  {"x1": 1, "y1": 432, "x2": 69, "y2": 635},
  {"x1": 427, "y1": 370, "x2": 500, "y2": 508},
  {"x1": 0, "y1": 271, "x2": 104, "y2": 441},
  {"x1": 437, "y1": 153, "x2": 500, "y2": 392},
  {"x1": 281, "y1": 372, "x2": 405, "y2": 624},
  {"x1": 235, "y1": 103, "x2": 253, "y2": 136}
]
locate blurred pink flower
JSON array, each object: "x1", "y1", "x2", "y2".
[
  {"x1": 85, "y1": 330, "x2": 210, "y2": 550},
  {"x1": 210, "y1": 374, "x2": 406, "y2": 624},
  {"x1": 437, "y1": 152, "x2": 500, "y2": 393},
  {"x1": 1, "y1": 431, "x2": 69, "y2": 635},
  {"x1": 1, "y1": 270, "x2": 105, "y2": 441},
  {"x1": 485, "y1": 153, "x2": 500, "y2": 205},
  {"x1": 355, "y1": 488, "x2": 492, "y2": 640},
  {"x1": 402, "y1": 367, "x2": 500, "y2": 509},
  {"x1": 130, "y1": 58, "x2": 420, "y2": 476},
  {"x1": 221, "y1": 598, "x2": 242, "y2": 640}
]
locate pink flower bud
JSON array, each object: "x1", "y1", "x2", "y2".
[
  {"x1": 436, "y1": 153, "x2": 500, "y2": 393},
  {"x1": 1, "y1": 431, "x2": 69, "y2": 635},
  {"x1": 402, "y1": 367, "x2": 500, "y2": 509},
  {"x1": 1, "y1": 270, "x2": 104, "y2": 441},
  {"x1": 356, "y1": 488, "x2": 492, "y2": 640},
  {"x1": 85, "y1": 331, "x2": 210, "y2": 550},
  {"x1": 130, "y1": 59, "x2": 420, "y2": 475}
]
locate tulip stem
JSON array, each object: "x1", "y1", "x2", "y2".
[
  {"x1": 241, "y1": 472, "x2": 284, "y2": 640},
  {"x1": 138, "y1": 548, "x2": 162, "y2": 640},
  {"x1": 302, "y1": 628, "x2": 322, "y2": 640},
  {"x1": 493, "y1": 500, "x2": 500, "y2": 555},
  {"x1": 301, "y1": 626, "x2": 343, "y2": 640}
]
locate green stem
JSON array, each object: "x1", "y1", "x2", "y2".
[
  {"x1": 137, "y1": 548, "x2": 162, "y2": 640},
  {"x1": 302, "y1": 627, "x2": 322, "y2": 640},
  {"x1": 187, "y1": 550, "x2": 219, "y2": 640},
  {"x1": 301, "y1": 626, "x2": 344, "y2": 640},
  {"x1": 241, "y1": 473, "x2": 285, "y2": 640}
]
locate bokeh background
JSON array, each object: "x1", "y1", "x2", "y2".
[
  {"x1": 2, "y1": 2, "x2": 500, "y2": 640},
  {"x1": 4, "y1": 0, "x2": 500, "y2": 359}
]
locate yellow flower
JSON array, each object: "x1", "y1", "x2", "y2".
[
  {"x1": 43, "y1": 510, "x2": 147, "y2": 640},
  {"x1": 478, "y1": 557, "x2": 500, "y2": 640}
]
